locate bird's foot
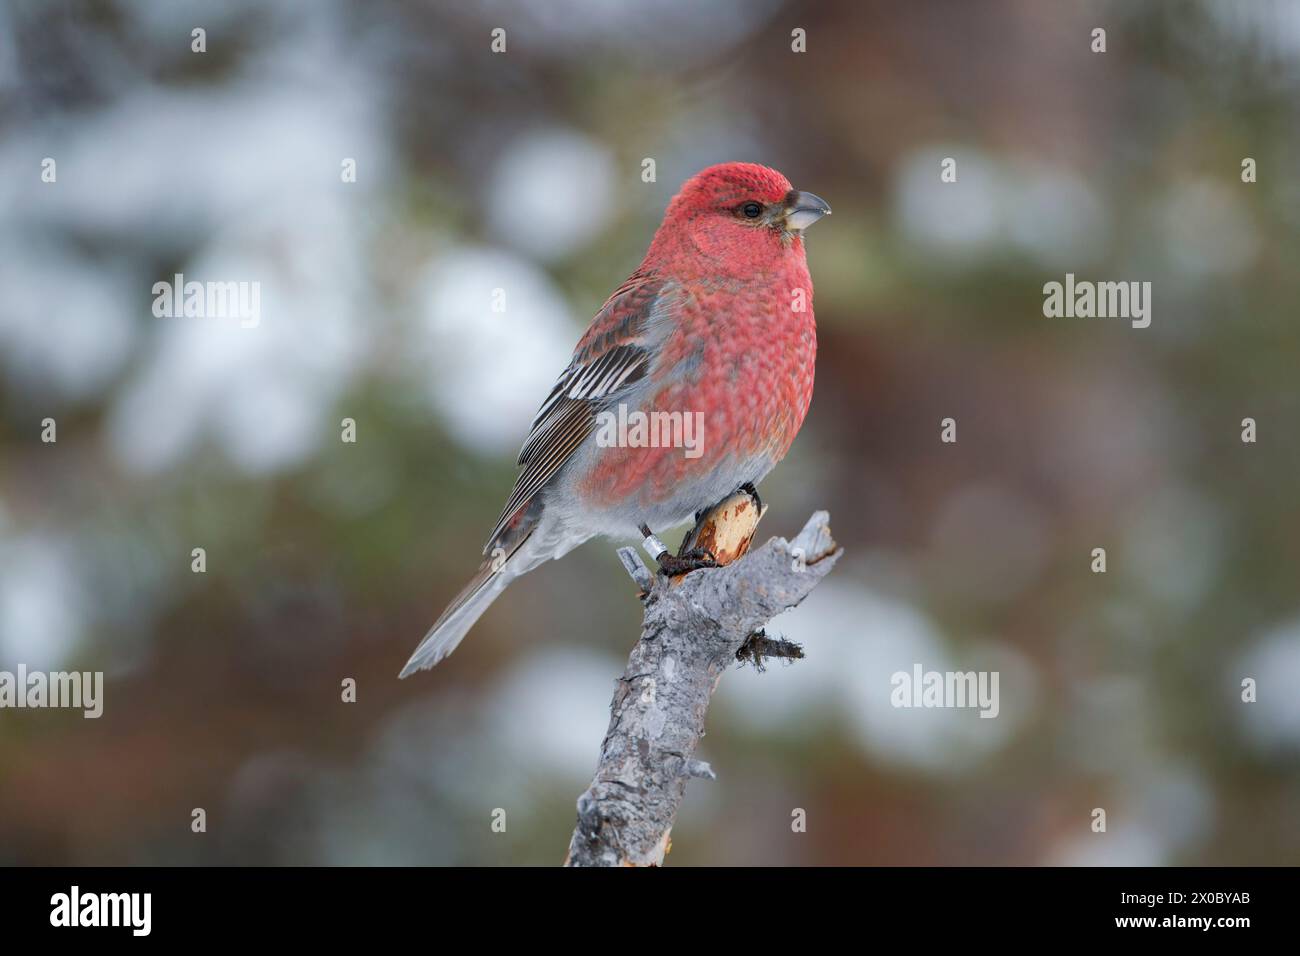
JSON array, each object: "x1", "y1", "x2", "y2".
[
  {"x1": 739, "y1": 481, "x2": 762, "y2": 512},
  {"x1": 638, "y1": 523, "x2": 717, "y2": 577},
  {"x1": 657, "y1": 547, "x2": 719, "y2": 576}
]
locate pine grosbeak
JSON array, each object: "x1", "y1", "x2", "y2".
[{"x1": 402, "y1": 162, "x2": 829, "y2": 675}]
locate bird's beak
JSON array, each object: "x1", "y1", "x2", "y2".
[{"x1": 783, "y1": 190, "x2": 832, "y2": 232}]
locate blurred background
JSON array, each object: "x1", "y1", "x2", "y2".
[{"x1": 1, "y1": 0, "x2": 1298, "y2": 865}]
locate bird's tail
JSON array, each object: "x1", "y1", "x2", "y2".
[
  {"x1": 399, "y1": 559, "x2": 512, "y2": 677},
  {"x1": 400, "y1": 503, "x2": 546, "y2": 677}
]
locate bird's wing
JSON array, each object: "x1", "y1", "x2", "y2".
[{"x1": 484, "y1": 271, "x2": 676, "y2": 549}]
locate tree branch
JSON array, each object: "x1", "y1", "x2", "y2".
[{"x1": 564, "y1": 505, "x2": 840, "y2": 866}]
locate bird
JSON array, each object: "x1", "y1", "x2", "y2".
[{"x1": 400, "y1": 162, "x2": 830, "y2": 677}]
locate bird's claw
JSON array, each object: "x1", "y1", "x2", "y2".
[{"x1": 656, "y1": 547, "x2": 719, "y2": 577}]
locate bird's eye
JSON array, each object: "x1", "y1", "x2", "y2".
[{"x1": 740, "y1": 202, "x2": 763, "y2": 219}]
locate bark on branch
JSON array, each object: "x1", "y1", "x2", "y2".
[{"x1": 564, "y1": 503, "x2": 840, "y2": 866}]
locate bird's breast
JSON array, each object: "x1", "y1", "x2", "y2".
[
  {"x1": 572, "y1": 265, "x2": 816, "y2": 510},
  {"x1": 654, "y1": 270, "x2": 816, "y2": 460}
]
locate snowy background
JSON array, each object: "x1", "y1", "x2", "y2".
[{"x1": 1, "y1": 0, "x2": 1298, "y2": 864}]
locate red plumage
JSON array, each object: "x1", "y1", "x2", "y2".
[
  {"x1": 402, "y1": 162, "x2": 830, "y2": 676},
  {"x1": 579, "y1": 164, "x2": 817, "y2": 506}
]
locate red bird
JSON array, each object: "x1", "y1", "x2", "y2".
[{"x1": 401, "y1": 162, "x2": 830, "y2": 676}]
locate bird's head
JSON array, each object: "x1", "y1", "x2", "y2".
[{"x1": 650, "y1": 162, "x2": 831, "y2": 277}]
